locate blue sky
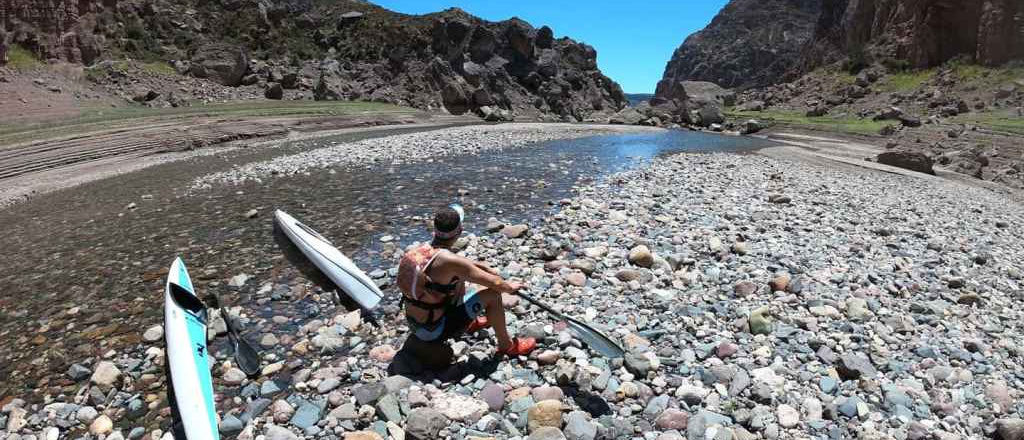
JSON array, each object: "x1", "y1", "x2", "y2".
[{"x1": 373, "y1": 1, "x2": 729, "y2": 93}]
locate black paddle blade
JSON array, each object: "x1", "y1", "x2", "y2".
[
  {"x1": 518, "y1": 292, "x2": 625, "y2": 359},
  {"x1": 223, "y1": 314, "x2": 261, "y2": 377},
  {"x1": 564, "y1": 317, "x2": 625, "y2": 359}
]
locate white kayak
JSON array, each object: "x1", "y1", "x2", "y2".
[
  {"x1": 275, "y1": 210, "x2": 383, "y2": 310},
  {"x1": 164, "y1": 258, "x2": 219, "y2": 440}
]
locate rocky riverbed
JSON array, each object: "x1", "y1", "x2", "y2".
[
  {"x1": 191, "y1": 124, "x2": 663, "y2": 189},
  {"x1": 3, "y1": 128, "x2": 1024, "y2": 440}
]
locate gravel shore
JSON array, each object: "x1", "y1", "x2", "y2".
[
  {"x1": 5, "y1": 139, "x2": 1024, "y2": 440},
  {"x1": 191, "y1": 123, "x2": 663, "y2": 189}
]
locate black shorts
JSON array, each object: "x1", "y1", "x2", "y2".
[{"x1": 411, "y1": 289, "x2": 484, "y2": 342}]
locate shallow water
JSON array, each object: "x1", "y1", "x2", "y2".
[{"x1": 0, "y1": 126, "x2": 776, "y2": 396}]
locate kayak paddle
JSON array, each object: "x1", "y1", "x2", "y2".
[
  {"x1": 212, "y1": 293, "x2": 261, "y2": 377},
  {"x1": 517, "y1": 291, "x2": 625, "y2": 359}
]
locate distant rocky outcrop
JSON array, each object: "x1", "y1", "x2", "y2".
[
  {"x1": 804, "y1": 0, "x2": 1024, "y2": 70},
  {"x1": 0, "y1": 0, "x2": 102, "y2": 64},
  {"x1": 0, "y1": 1, "x2": 626, "y2": 120},
  {"x1": 656, "y1": 0, "x2": 822, "y2": 90},
  {"x1": 656, "y1": 0, "x2": 1023, "y2": 96},
  {"x1": 650, "y1": 80, "x2": 735, "y2": 127}
]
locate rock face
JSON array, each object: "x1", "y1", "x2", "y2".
[
  {"x1": 657, "y1": 0, "x2": 1023, "y2": 98},
  {"x1": 0, "y1": 0, "x2": 103, "y2": 64},
  {"x1": 0, "y1": 2, "x2": 625, "y2": 120},
  {"x1": 651, "y1": 80, "x2": 735, "y2": 127},
  {"x1": 656, "y1": 0, "x2": 822, "y2": 89},
  {"x1": 806, "y1": 0, "x2": 1024, "y2": 69}
]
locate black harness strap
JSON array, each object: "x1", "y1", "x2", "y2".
[{"x1": 401, "y1": 295, "x2": 448, "y2": 329}]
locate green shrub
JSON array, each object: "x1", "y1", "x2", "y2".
[
  {"x1": 882, "y1": 58, "x2": 911, "y2": 72},
  {"x1": 844, "y1": 44, "x2": 870, "y2": 74},
  {"x1": 5, "y1": 45, "x2": 42, "y2": 70}
]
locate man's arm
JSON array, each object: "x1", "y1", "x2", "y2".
[
  {"x1": 473, "y1": 260, "x2": 500, "y2": 275},
  {"x1": 448, "y1": 255, "x2": 522, "y2": 294}
]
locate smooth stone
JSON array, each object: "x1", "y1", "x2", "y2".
[{"x1": 528, "y1": 400, "x2": 564, "y2": 433}]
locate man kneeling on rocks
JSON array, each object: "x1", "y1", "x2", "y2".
[{"x1": 396, "y1": 205, "x2": 536, "y2": 357}]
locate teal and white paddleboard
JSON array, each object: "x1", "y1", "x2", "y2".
[{"x1": 164, "y1": 258, "x2": 219, "y2": 440}]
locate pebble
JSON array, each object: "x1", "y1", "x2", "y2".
[
  {"x1": 142, "y1": 325, "x2": 164, "y2": 342},
  {"x1": 223, "y1": 367, "x2": 247, "y2": 385},
  {"x1": 748, "y1": 306, "x2": 772, "y2": 335},
  {"x1": 90, "y1": 361, "x2": 121, "y2": 390},
  {"x1": 769, "y1": 272, "x2": 791, "y2": 292},
  {"x1": 777, "y1": 404, "x2": 800, "y2": 428},
  {"x1": 529, "y1": 427, "x2": 567, "y2": 440},
  {"x1": 220, "y1": 415, "x2": 244, "y2": 434},
  {"x1": 344, "y1": 432, "x2": 383, "y2": 440},
  {"x1": 431, "y1": 393, "x2": 488, "y2": 422},
  {"x1": 481, "y1": 383, "x2": 505, "y2": 411},
  {"x1": 271, "y1": 399, "x2": 295, "y2": 423},
  {"x1": 67, "y1": 363, "x2": 92, "y2": 381},
  {"x1": 733, "y1": 280, "x2": 758, "y2": 297},
  {"x1": 531, "y1": 386, "x2": 564, "y2": 402},
  {"x1": 406, "y1": 408, "x2": 447, "y2": 439},
  {"x1": 565, "y1": 272, "x2": 587, "y2": 287},
  {"x1": 628, "y1": 245, "x2": 655, "y2": 267},
  {"x1": 837, "y1": 353, "x2": 878, "y2": 380},
  {"x1": 368, "y1": 344, "x2": 397, "y2": 362},
  {"x1": 77, "y1": 406, "x2": 99, "y2": 424},
  {"x1": 89, "y1": 415, "x2": 113, "y2": 435},
  {"x1": 528, "y1": 400, "x2": 564, "y2": 432},
  {"x1": 502, "y1": 224, "x2": 529, "y2": 238},
  {"x1": 264, "y1": 425, "x2": 299, "y2": 440}
]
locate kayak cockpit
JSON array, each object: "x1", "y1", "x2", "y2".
[{"x1": 169, "y1": 283, "x2": 206, "y2": 315}]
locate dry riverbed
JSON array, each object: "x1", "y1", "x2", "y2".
[{"x1": 2, "y1": 125, "x2": 1023, "y2": 440}]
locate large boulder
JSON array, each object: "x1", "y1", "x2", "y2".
[
  {"x1": 505, "y1": 19, "x2": 535, "y2": 61},
  {"x1": 652, "y1": 80, "x2": 733, "y2": 126},
  {"x1": 537, "y1": 49, "x2": 560, "y2": 78},
  {"x1": 940, "y1": 149, "x2": 989, "y2": 179},
  {"x1": 314, "y1": 74, "x2": 343, "y2": 101},
  {"x1": 654, "y1": 80, "x2": 735, "y2": 107},
  {"x1": 536, "y1": 26, "x2": 554, "y2": 49},
  {"x1": 876, "y1": 150, "x2": 935, "y2": 175},
  {"x1": 191, "y1": 44, "x2": 249, "y2": 86},
  {"x1": 428, "y1": 57, "x2": 471, "y2": 114},
  {"x1": 609, "y1": 108, "x2": 644, "y2": 125},
  {"x1": 468, "y1": 27, "x2": 497, "y2": 63},
  {"x1": 265, "y1": 83, "x2": 283, "y2": 100}
]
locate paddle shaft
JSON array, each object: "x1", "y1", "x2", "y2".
[
  {"x1": 516, "y1": 292, "x2": 566, "y2": 320},
  {"x1": 516, "y1": 291, "x2": 625, "y2": 358}
]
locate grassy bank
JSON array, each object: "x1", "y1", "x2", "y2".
[
  {"x1": 955, "y1": 111, "x2": 1024, "y2": 135},
  {"x1": 728, "y1": 109, "x2": 887, "y2": 136},
  {"x1": 0, "y1": 101, "x2": 415, "y2": 145},
  {"x1": 6, "y1": 45, "x2": 43, "y2": 70}
]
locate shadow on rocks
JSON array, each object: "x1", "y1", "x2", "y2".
[
  {"x1": 163, "y1": 353, "x2": 189, "y2": 440},
  {"x1": 272, "y1": 223, "x2": 381, "y2": 328},
  {"x1": 563, "y1": 384, "x2": 614, "y2": 418},
  {"x1": 387, "y1": 336, "x2": 501, "y2": 384}
]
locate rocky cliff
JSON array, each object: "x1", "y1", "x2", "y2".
[
  {"x1": 0, "y1": 0, "x2": 104, "y2": 64},
  {"x1": 804, "y1": 0, "x2": 1024, "y2": 69},
  {"x1": 655, "y1": 0, "x2": 821, "y2": 91},
  {"x1": 0, "y1": 0, "x2": 626, "y2": 120}
]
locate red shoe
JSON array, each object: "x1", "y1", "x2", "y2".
[
  {"x1": 497, "y1": 337, "x2": 537, "y2": 357},
  {"x1": 465, "y1": 316, "x2": 489, "y2": 333}
]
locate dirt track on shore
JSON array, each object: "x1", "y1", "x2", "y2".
[{"x1": 0, "y1": 111, "x2": 474, "y2": 207}]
